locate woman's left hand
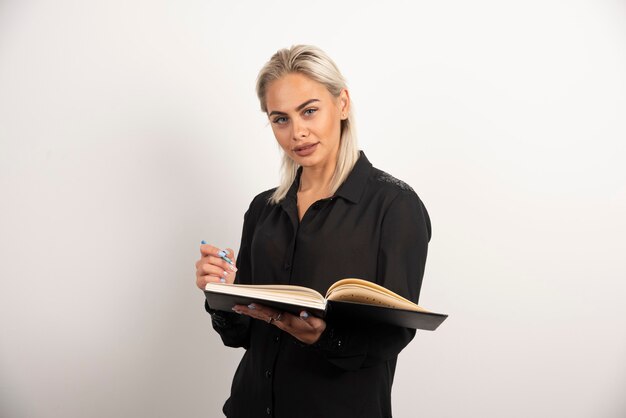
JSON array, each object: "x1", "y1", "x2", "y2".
[{"x1": 232, "y1": 303, "x2": 326, "y2": 345}]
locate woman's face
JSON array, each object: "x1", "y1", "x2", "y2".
[{"x1": 265, "y1": 72, "x2": 349, "y2": 170}]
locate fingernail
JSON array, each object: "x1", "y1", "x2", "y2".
[
  {"x1": 300, "y1": 311, "x2": 309, "y2": 319},
  {"x1": 228, "y1": 265, "x2": 237, "y2": 272},
  {"x1": 219, "y1": 278, "x2": 226, "y2": 283},
  {"x1": 248, "y1": 304, "x2": 256, "y2": 310},
  {"x1": 201, "y1": 240, "x2": 206, "y2": 244},
  {"x1": 232, "y1": 307, "x2": 242, "y2": 314},
  {"x1": 223, "y1": 270, "x2": 229, "y2": 276},
  {"x1": 217, "y1": 250, "x2": 227, "y2": 257}
]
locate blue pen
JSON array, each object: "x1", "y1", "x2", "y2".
[
  {"x1": 201, "y1": 240, "x2": 234, "y2": 265},
  {"x1": 217, "y1": 250, "x2": 234, "y2": 265}
]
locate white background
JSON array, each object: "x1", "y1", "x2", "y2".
[{"x1": 1, "y1": 1, "x2": 625, "y2": 417}]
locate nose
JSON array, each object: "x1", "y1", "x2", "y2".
[{"x1": 292, "y1": 118, "x2": 308, "y2": 140}]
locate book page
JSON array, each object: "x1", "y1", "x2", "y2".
[
  {"x1": 205, "y1": 283, "x2": 326, "y2": 310},
  {"x1": 326, "y1": 279, "x2": 431, "y2": 312}
]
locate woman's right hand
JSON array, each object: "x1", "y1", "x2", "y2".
[{"x1": 195, "y1": 243, "x2": 237, "y2": 290}]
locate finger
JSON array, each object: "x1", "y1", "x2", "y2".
[
  {"x1": 199, "y1": 246, "x2": 238, "y2": 274},
  {"x1": 278, "y1": 311, "x2": 313, "y2": 330},
  {"x1": 245, "y1": 303, "x2": 276, "y2": 321},
  {"x1": 269, "y1": 311, "x2": 299, "y2": 331},
  {"x1": 200, "y1": 243, "x2": 229, "y2": 258},
  {"x1": 225, "y1": 248, "x2": 236, "y2": 264},
  {"x1": 200, "y1": 243, "x2": 219, "y2": 256},
  {"x1": 196, "y1": 260, "x2": 236, "y2": 285},
  {"x1": 233, "y1": 303, "x2": 279, "y2": 323},
  {"x1": 273, "y1": 311, "x2": 325, "y2": 336},
  {"x1": 204, "y1": 275, "x2": 229, "y2": 285},
  {"x1": 207, "y1": 255, "x2": 237, "y2": 272},
  {"x1": 197, "y1": 273, "x2": 227, "y2": 289},
  {"x1": 196, "y1": 266, "x2": 229, "y2": 286},
  {"x1": 232, "y1": 304, "x2": 265, "y2": 320},
  {"x1": 197, "y1": 255, "x2": 237, "y2": 273},
  {"x1": 200, "y1": 263, "x2": 234, "y2": 280},
  {"x1": 201, "y1": 274, "x2": 229, "y2": 285},
  {"x1": 217, "y1": 248, "x2": 236, "y2": 267}
]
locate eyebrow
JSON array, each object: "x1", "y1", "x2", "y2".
[{"x1": 268, "y1": 99, "x2": 320, "y2": 117}]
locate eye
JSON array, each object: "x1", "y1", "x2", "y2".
[
  {"x1": 304, "y1": 108, "x2": 317, "y2": 116},
  {"x1": 273, "y1": 116, "x2": 288, "y2": 124}
]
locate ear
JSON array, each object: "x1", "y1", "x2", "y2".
[{"x1": 338, "y1": 88, "x2": 350, "y2": 119}]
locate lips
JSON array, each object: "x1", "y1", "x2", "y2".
[{"x1": 293, "y1": 142, "x2": 319, "y2": 157}]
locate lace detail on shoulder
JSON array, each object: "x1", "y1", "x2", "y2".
[{"x1": 374, "y1": 170, "x2": 414, "y2": 192}]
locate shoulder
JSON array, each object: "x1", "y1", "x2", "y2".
[
  {"x1": 369, "y1": 167, "x2": 416, "y2": 194},
  {"x1": 248, "y1": 187, "x2": 276, "y2": 214},
  {"x1": 250, "y1": 187, "x2": 277, "y2": 207},
  {"x1": 242, "y1": 187, "x2": 278, "y2": 220},
  {"x1": 366, "y1": 166, "x2": 431, "y2": 239},
  {"x1": 236, "y1": 188, "x2": 277, "y2": 233},
  {"x1": 366, "y1": 167, "x2": 421, "y2": 207}
]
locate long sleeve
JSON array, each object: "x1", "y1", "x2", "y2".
[
  {"x1": 204, "y1": 196, "x2": 260, "y2": 349},
  {"x1": 311, "y1": 190, "x2": 431, "y2": 370},
  {"x1": 214, "y1": 154, "x2": 434, "y2": 417}
]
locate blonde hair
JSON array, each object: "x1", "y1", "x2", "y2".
[{"x1": 255, "y1": 44, "x2": 359, "y2": 204}]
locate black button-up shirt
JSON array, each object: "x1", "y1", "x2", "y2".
[{"x1": 206, "y1": 151, "x2": 431, "y2": 418}]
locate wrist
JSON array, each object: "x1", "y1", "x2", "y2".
[{"x1": 205, "y1": 300, "x2": 231, "y2": 327}]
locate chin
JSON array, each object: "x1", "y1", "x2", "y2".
[{"x1": 292, "y1": 153, "x2": 323, "y2": 167}]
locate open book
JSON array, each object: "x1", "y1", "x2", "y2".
[{"x1": 204, "y1": 278, "x2": 447, "y2": 331}]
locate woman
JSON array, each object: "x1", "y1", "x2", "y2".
[{"x1": 195, "y1": 44, "x2": 431, "y2": 418}]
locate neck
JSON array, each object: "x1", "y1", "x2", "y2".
[{"x1": 299, "y1": 159, "x2": 337, "y2": 195}]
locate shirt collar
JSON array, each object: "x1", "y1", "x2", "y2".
[
  {"x1": 334, "y1": 150, "x2": 372, "y2": 203},
  {"x1": 283, "y1": 150, "x2": 372, "y2": 206}
]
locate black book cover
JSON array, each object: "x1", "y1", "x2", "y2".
[{"x1": 204, "y1": 290, "x2": 448, "y2": 331}]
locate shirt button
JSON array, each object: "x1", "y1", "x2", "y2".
[
  {"x1": 274, "y1": 336, "x2": 280, "y2": 342},
  {"x1": 266, "y1": 407, "x2": 271, "y2": 415},
  {"x1": 265, "y1": 370, "x2": 272, "y2": 378}
]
